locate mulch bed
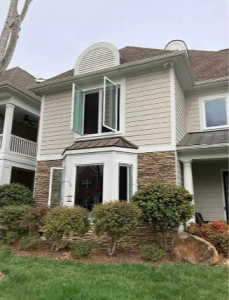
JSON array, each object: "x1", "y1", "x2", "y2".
[{"x1": 6, "y1": 241, "x2": 174, "y2": 265}]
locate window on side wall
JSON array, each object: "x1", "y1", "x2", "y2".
[
  {"x1": 202, "y1": 97, "x2": 228, "y2": 130},
  {"x1": 71, "y1": 77, "x2": 120, "y2": 136}
]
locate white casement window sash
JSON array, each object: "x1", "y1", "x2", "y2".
[
  {"x1": 71, "y1": 83, "x2": 84, "y2": 135},
  {"x1": 103, "y1": 76, "x2": 118, "y2": 132},
  {"x1": 119, "y1": 163, "x2": 134, "y2": 202}
]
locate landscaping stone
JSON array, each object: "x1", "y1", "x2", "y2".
[{"x1": 172, "y1": 232, "x2": 219, "y2": 265}]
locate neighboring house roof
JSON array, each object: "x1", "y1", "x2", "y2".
[
  {"x1": 63, "y1": 136, "x2": 138, "y2": 153},
  {"x1": 45, "y1": 46, "x2": 228, "y2": 84},
  {"x1": 178, "y1": 129, "x2": 229, "y2": 147},
  {"x1": 0, "y1": 67, "x2": 40, "y2": 101}
]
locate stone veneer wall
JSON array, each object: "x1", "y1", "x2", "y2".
[
  {"x1": 138, "y1": 151, "x2": 176, "y2": 187},
  {"x1": 72, "y1": 224, "x2": 178, "y2": 249},
  {"x1": 34, "y1": 160, "x2": 63, "y2": 206}
]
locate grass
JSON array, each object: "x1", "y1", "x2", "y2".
[{"x1": 0, "y1": 247, "x2": 228, "y2": 300}]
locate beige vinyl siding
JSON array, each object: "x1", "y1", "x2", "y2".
[
  {"x1": 41, "y1": 90, "x2": 74, "y2": 156},
  {"x1": 186, "y1": 89, "x2": 228, "y2": 133},
  {"x1": 125, "y1": 69, "x2": 171, "y2": 146},
  {"x1": 175, "y1": 75, "x2": 186, "y2": 143},
  {"x1": 193, "y1": 161, "x2": 228, "y2": 221}
]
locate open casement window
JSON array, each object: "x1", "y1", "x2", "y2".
[
  {"x1": 103, "y1": 76, "x2": 118, "y2": 131},
  {"x1": 48, "y1": 168, "x2": 64, "y2": 207},
  {"x1": 72, "y1": 83, "x2": 84, "y2": 135}
]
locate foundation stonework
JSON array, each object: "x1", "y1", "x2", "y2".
[
  {"x1": 138, "y1": 151, "x2": 176, "y2": 187},
  {"x1": 34, "y1": 160, "x2": 63, "y2": 206}
]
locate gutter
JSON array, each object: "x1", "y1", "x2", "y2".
[
  {"x1": 177, "y1": 143, "x2": 229, "y2": 151},
  {"x1": 194, "y1": 77, "x2": 228, "y2": 86},
  {"x1": 0, "y1": 82, "x2": 41, "y2": 103},
  {"x1": 30, "y1": 51, "x2": 188, "y2": 93}
]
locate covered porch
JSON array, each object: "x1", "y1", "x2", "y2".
[
  {"x1": 0, "y1": 104, "x2": 38, "y2": 158},
  {"x1": 178, "y1": 130, "x2": 228, "y2": 223}
]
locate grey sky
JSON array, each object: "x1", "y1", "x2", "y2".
[{"x1": 0, "y1": 0, "x2": 228, "y2": 79}]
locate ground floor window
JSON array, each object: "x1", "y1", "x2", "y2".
[
  {"x1": 75, "y1": 165, "x2": 103, "y2": 211},
  {"x1": 119, "y1": 165, "x2": 133, "y2": 202},
  {"x1": 10, "y1": 167, "x2": 35, "y2": 191}
]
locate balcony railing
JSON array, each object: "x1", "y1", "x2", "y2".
[{"x1": 10, "y1": 135, "x2": 37, "y2": 158}]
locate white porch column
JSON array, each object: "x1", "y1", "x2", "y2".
[
  {"x1": 183, "y1": 159, "x2": 195, "y2": 223},
  {"x1": 1, "y1": 104, "x2": 15, "y2": 152}
]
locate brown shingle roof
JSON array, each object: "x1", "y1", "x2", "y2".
[
  {"x1": 178, "y1": 129, "x2": 229, "y2": 147},
  {"x1": 63, "y1": 136, "x2": 138, "y2": 153},
  {"x1": 0, "y1": 67, "x2": 39, "y2": 101},
  {"x1": 45, "y1": 46, "x2": 228, "y2": 84}
]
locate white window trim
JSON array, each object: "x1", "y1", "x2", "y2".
[
  {"x1": 73, "y1": 78, "x2": 125, "y2": 140},
  {"x1": 118, "y1": 162, "x2": 134, "y2": 202},
  {"x1": 199, "y1": 93, "x2": 229, "y2": 131},
  {"x1": 48, "y1": 167, "x2": 64, "y2": 207},
  {"x1": 73, "y1": 162, "x2": 105, "y2": 206},
  {"x1": 221, "y1": 169, "x2": 228, "y2": 221}
]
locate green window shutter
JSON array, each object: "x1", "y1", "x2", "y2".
[
  {"x1": 128, "y1": 165, "x2": 133, "y2": 200},
  {"x1": 103, "y1": 76, "x2": 118, "y2": 131},
  {"x1": 72, "y1": 84, "x2": 84, "y2": 134}
]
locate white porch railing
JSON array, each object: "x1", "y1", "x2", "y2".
[
  {"x1": 0, "y1": 134, "x2": 3, "y2": 149},
  {"x1": 10, "y1": 135, "x2": 37, "y2": 158}
]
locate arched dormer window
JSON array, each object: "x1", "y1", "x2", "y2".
[{"x1": 74, "y1": 42, "x2": 120, "y2": 75}]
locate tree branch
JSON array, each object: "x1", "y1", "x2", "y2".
[
  {"x1": 0, "y1": 0, "x2": 32, "y2": 76},
  {"x1": 21, "y1": 0, "x2": 33, "y2": 21},
  {"x1": 0, "y1": 0, "x2": 18, "y2": 62}
]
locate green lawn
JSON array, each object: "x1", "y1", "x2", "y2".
[{"x1": 0, "y1": 247, "x2": 227, "y2": 300}]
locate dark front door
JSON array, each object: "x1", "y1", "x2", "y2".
[{"x1": 222, "y1": 171, "x2": 228, "y2": 222}]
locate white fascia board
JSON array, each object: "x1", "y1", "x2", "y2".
[
  {"x1": 31, "y1": 51, "x2": 190, "y2": 94},
  {"x1": 177, "y1": 143, "x2": 229, "y2": 151}
]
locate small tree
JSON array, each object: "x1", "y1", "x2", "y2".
[
  {"x1": 131, "y1": 181, "x2": 194, "y2": 250},
  {"x1": 0, "y1": 183, "x2": 33, "y2": 208},
  {"x1": 92, "y1": 201, "x2": 142, "y2": 256},
  {"x1": 43, "y1": 206, "x2": 90, "y2": 251}
]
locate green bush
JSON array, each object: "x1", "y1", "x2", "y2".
[
  {"x1": 2, "y1": 232, "x2": 20, "y2": 245},
  {"x1": 139, "y1": 245, "x2": 165, "y2": 262},
  {"x1": 0, "y1": 184, "x2": 33, "y2": 208},
  {"x1": 0, "y1": 205, "x2": 47, "y2": 237},
  {"x1": 187, "y1": 220, "x2": 228, "y2": 255},
  {"x1": 131, "y1": 181, "x2": 194, "y2": 249},
  {"x1": 92, "y1": 201, "x2": 142, "y2": 256},
  {"x1": 43, "y1": 206, "x2": 90, "y2": 251},
  {"x1": 70, "y1": 242, "x2": 95, "y2": 258},
  {"x1": 18, "y1": 236, "x2": 41, "y2": 251}
]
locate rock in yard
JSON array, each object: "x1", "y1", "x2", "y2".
[{"x1": 172, "y1": 232, "x2": 219, "y2": 266}]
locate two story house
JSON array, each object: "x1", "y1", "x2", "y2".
[
  {"x1": 31, "y1": 40, "x2": 228, "y2": 223},
  {"x1": 0, "y1": 67, "x2": 40, "y2": 190}
]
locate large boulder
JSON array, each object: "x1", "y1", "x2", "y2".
[{"x1": 172, "y1": 232, "x2": 219, "y2": 265}]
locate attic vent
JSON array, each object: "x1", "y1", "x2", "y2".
[
  {"x1": 165, "y1": 40, "x2": 189, "y2": 57},
  {"x1": 74, "y1": 42, "x2": 120, "y2": 75}
]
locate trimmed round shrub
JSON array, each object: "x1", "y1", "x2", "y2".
[
  {"x1": 92, "y1": 201, "x2": 142, "y2": 256},
  {"x1": 70, "y1": 242, "x2": 96, "y2": 258},
  {"x1": 18, "y1": 236, "x2": 41, "y2": 251},
  {"x1": 132, "y1": 181, "x2": 194, "y2": 249},
  {"x1": 0, "y1": 205, "x2": 47, "y2": 237},
  {"x1": 187, "y1": 220, "x2": 228, "y2": 255},
  {"x1": 43, "y1": 206, "x2": 90, "y2": 251},
  {"x1": 0, "y1": 184, "x2": 33, "y2": 208},
  {"x1": 2, "y1": 232, "x2": 20, "y2": 245},
  {"x1": 139, "y1": 245, "x2": 165, "y2": 262}
]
